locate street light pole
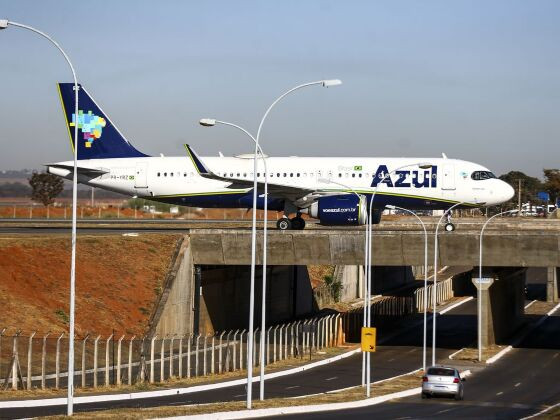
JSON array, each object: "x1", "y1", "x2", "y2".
[
  {"x1": 199, "y1": 78, "x2": 340, "y2": 407},
  {"x1": 317, "y1": 177, "x2": 368, "y2": 385},
  {"x1": 478, "y1": 209, "x2": 516, "y2": 361},
  {"x1": 386, "y1": 205, "x2": 428, "y2": 371},
  {"x1": 432, "y1": 201, "x2": 468, "y2": 366},
  {"x1": 365, "y1": 162, "x2": 431, "y2": 396},
  {"x1": 0, "y1": 19, "x2": 79, "y2": 416}
]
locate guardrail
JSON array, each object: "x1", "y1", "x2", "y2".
[{"x1": 0, "y1": 314, "x2": 343, "y2": 391}]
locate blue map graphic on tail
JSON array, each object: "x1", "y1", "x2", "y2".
[{"x1": 58, "y1": 83, "x2": 148, "y2": 160}]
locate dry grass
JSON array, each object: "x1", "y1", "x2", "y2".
[
  {"x1": 450, "y1": 345, "x2": 506, "y2": 362},
  {"x1": 43, "y1": 370, "x2": 422, "y2": 419}
]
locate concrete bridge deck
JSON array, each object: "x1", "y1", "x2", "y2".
[{"x1": 189, "y1": 228, "x2": 560, "y2": 267}]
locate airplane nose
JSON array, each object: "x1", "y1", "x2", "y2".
[{"x1": 502, "y1": 181, "x2": 515, "y2": 202}]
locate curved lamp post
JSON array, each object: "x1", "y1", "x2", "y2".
[
  {"x1": 365, "y1": 162, "x2": 431, "y2": 396},
  {"x1": 200, "y1": 79, "x2": 341, "y2": 408},
  {"x1": 386, "y1": 205, "x2": 428, "y2": 371},
  {"x1": 1, "y1": 19, "x2": 79, "y2": 416},
  {"x1": 317, "y1": 177, "x2": 368, "y2": 386},
  {"x1": 431, "y1": 201, "x2": 473, "y2": 366},
  {"x1": 478, "y1": 209, "x2": 516, "y2": 361}
]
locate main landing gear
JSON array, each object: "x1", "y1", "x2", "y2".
[{"x1": 277, "y1": 214, "x2": 306, "y2": 231}]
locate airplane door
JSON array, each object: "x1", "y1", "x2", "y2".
[
  {"x1": 134, "y1": 162, "x2": 148, "y2": 188},
  {"x1": 442, "y1": 165, "x2": 456, "y2": 190}
]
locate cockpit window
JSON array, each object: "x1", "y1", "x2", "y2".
[{"x1": 471, "y1": 171, "x2": 496, "y2": 180}]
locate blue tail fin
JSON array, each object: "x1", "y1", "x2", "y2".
[{"x1": 57, "y1": 83, "x2": 148, "y2": 160}]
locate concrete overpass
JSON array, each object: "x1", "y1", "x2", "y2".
[{"x1": 150, "y1": 226, "x2": 559, "y2": 348}]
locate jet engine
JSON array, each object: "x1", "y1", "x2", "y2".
[{"x1": 302, "y1": 195, "x2": 367, "y2": 226}]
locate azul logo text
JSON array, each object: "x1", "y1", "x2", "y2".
[{"x1": 371, "y1": 165, "x2": 437, "y2": 188}]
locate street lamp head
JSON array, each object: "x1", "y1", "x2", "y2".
[
  {"x1": 0, "y1": 19, "x2": 9, "y2": 29},
  {"x1": 322, "y1": 79, "x2": 342, "y2": 88},
  {"x1": 199, "y1": 118, "x2": 216, "y2": 127}
]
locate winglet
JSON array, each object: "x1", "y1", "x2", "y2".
[{"x1": 184, "y1": 144, "x2": 211, "y2": 175}]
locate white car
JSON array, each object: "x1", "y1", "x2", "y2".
[{"x1": 422, "y1": 366, "x2": 465, "y2": 400}]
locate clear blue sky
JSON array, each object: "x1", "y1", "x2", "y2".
[{"x1": 1, "y1": 0, "x2": 559, "y2": 177}]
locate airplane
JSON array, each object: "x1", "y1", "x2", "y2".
[{"x1": 47, "y1": 83, "x2": 515, "y2": 231}]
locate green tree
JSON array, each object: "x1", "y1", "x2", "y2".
[
  {"x1": 28, "y1": 172, "x2": 64, "y2": 206},
  {"x1": 543, "y1": 169, "x2": 560, "y2": 202},
  {"x1": 499, "y1": 171, "x2": 543, "y2": 208}
]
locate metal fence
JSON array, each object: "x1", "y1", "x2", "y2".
[
  {"x1": 0, "y1": 314, "x2": 343, "y2": 391},
  {"x1": 414, "y1": 277, "x2": 454, "y2": 312}
]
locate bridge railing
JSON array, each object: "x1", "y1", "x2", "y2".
[{"x1": 0, "y1": 314, "x2": 343, "y2": 391}]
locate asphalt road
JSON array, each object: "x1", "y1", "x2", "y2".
[
  {"x1": 0, "y1": 299, "x2": 478, "y2": 418},
  {"x1": 276, "y1": 312, "x2": 560, "y2": 420}
]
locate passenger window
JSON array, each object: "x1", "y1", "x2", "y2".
[
  {"x1": 164, "y1": 172, "x2": 167, "y2": 177},
  {"x1": 290, "y1": 173, "x2": 293, "y2": 177},
  {"x1": 157, "y1": 172, "x2": 161, "y2": 177},
  {"x1": 297, "y1": 173, "x2": 300, "y2": 177}
]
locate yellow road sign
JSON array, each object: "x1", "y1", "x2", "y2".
[{"x1": 361, "y1": 327, "x2": 376, "y2": 352}]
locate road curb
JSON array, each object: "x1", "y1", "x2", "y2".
[
  {"x1": 0, "y1": 348, "x2": 360, "y2": 409},
  {"x1": 154, "y1": 387, "x2": 422, "y2": 420}
]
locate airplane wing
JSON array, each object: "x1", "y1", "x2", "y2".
[{"x1": 184, "y1": 144, "x2": 336, "y2": 204}]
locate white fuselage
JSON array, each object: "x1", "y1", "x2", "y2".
[{"x1": 48, "y1": 155, "x2": 514, "y2": 211}]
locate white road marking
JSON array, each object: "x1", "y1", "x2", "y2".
[
  {"x1": 436, "y1": 408, "x2": 455, "y2": 414},
  {"x1": 496, "y1": 391, "x2": 504, "y2": 396},
  {"x1": 524, "y1": 300, "x2": 537, "y2": 309},
  {"x1": 325, "y1": 376, "x2": 338, "y2": 381},
  {"x1": 515, "y1": 382, "x2": 522, "y2": 387},
  {"x1": 285, "y1": 385, "x2": 300, "y2": 390},
  {"x1": 439, "y1": 296, "x2": 474, "y2": 315},
  {"x1": 388, "y1": 358, "x2": 395, "y2": 362}
]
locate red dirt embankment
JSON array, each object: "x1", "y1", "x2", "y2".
[{"x1": 0, "y1": 234, "x2": 180, "y2": 336}]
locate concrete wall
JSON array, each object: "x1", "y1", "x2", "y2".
[
  {"x1": 189, "y1": 230, "x2": 560, "y2": 267},
  {"x1": 198, "y1": 265, "x2": 315, "y2": 335},
  {"x1": 150, "y1": 237, "x2": 194, "y2": 338}
]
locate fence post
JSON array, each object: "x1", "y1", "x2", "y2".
[
  {"x1": 290, "y1": 323, "x2": 295, "y2": 358},
  {"x1": 211, "y1": 334, "x2": 216, "y2": 375},
  {"x1": 41, "y1": 332, "x2": 50, "y2": 389},
  {"x1": 239, "y1": 330, "x2": 246, "y2": 370},
  {"x1": 232, "y1": 330, "x2": 239, "y2": 371},
  {"x1": 26, "y1": 331, "x2": 35, "y2": 390},
  {"x1": 225, "y1": 331, "x2": 232, "y2": 372},
  {"x1": 150, "y1": 335, "x2": 157, "y2": 384},
  {"x1": 278, "y1": 325, "x2": 284, "y2": 360},
  {"x1": 139, "y1": 337, "x2": 146, "y2": 383},
  {"x1": 128, "y1": 336, "x2": 135, "y2": 386},
  {"x1": 253, "y1": 328, "x2": 259, "y2": 367},
  {"x1": 169, "y1": 335, "x2": 175, "y2": 379},
  {"x1": 160, "y1": 336, "x2": 166, "y2": 383},
  {"x1": 81, "y1": 334, "x2": 88, "y2": 388},
  {"x1": 93, "y1": 335, "x2": 100, "y2": 388},
  {"x1": 55, "y1": 332, "x2": 64, "y2": 389},
  {"x1": 195, "y1": 334, "x2": 200, "y2": 377},
  {"x1": 203, "y1": 335, "x2": 208, "y2": 376},
  {"x1": 266, "y1": 327, "x2": 272, "y2": 365},
  {"x1": 218, "y1": 331, "x2": 225, "y2": 374},
  {"x1": 273, "y1": 326, "x2": 278, "y2": 363},
  {"x1": 117, "y1": 335, "x2": 124, "y2": 386},
  {"x1": 178, "y1": 335, "x2": 183, "y2": 379},
  {"x1": 105, "y1": 333, "x2": 113, "y2": 387}
]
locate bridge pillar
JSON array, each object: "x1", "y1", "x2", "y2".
[
  {"x1": 546, "y1": 267, "x2": 559, "y2": 303},
  {"x1": 472, "y1": 267, "x2": 526, "y2": 347}
]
